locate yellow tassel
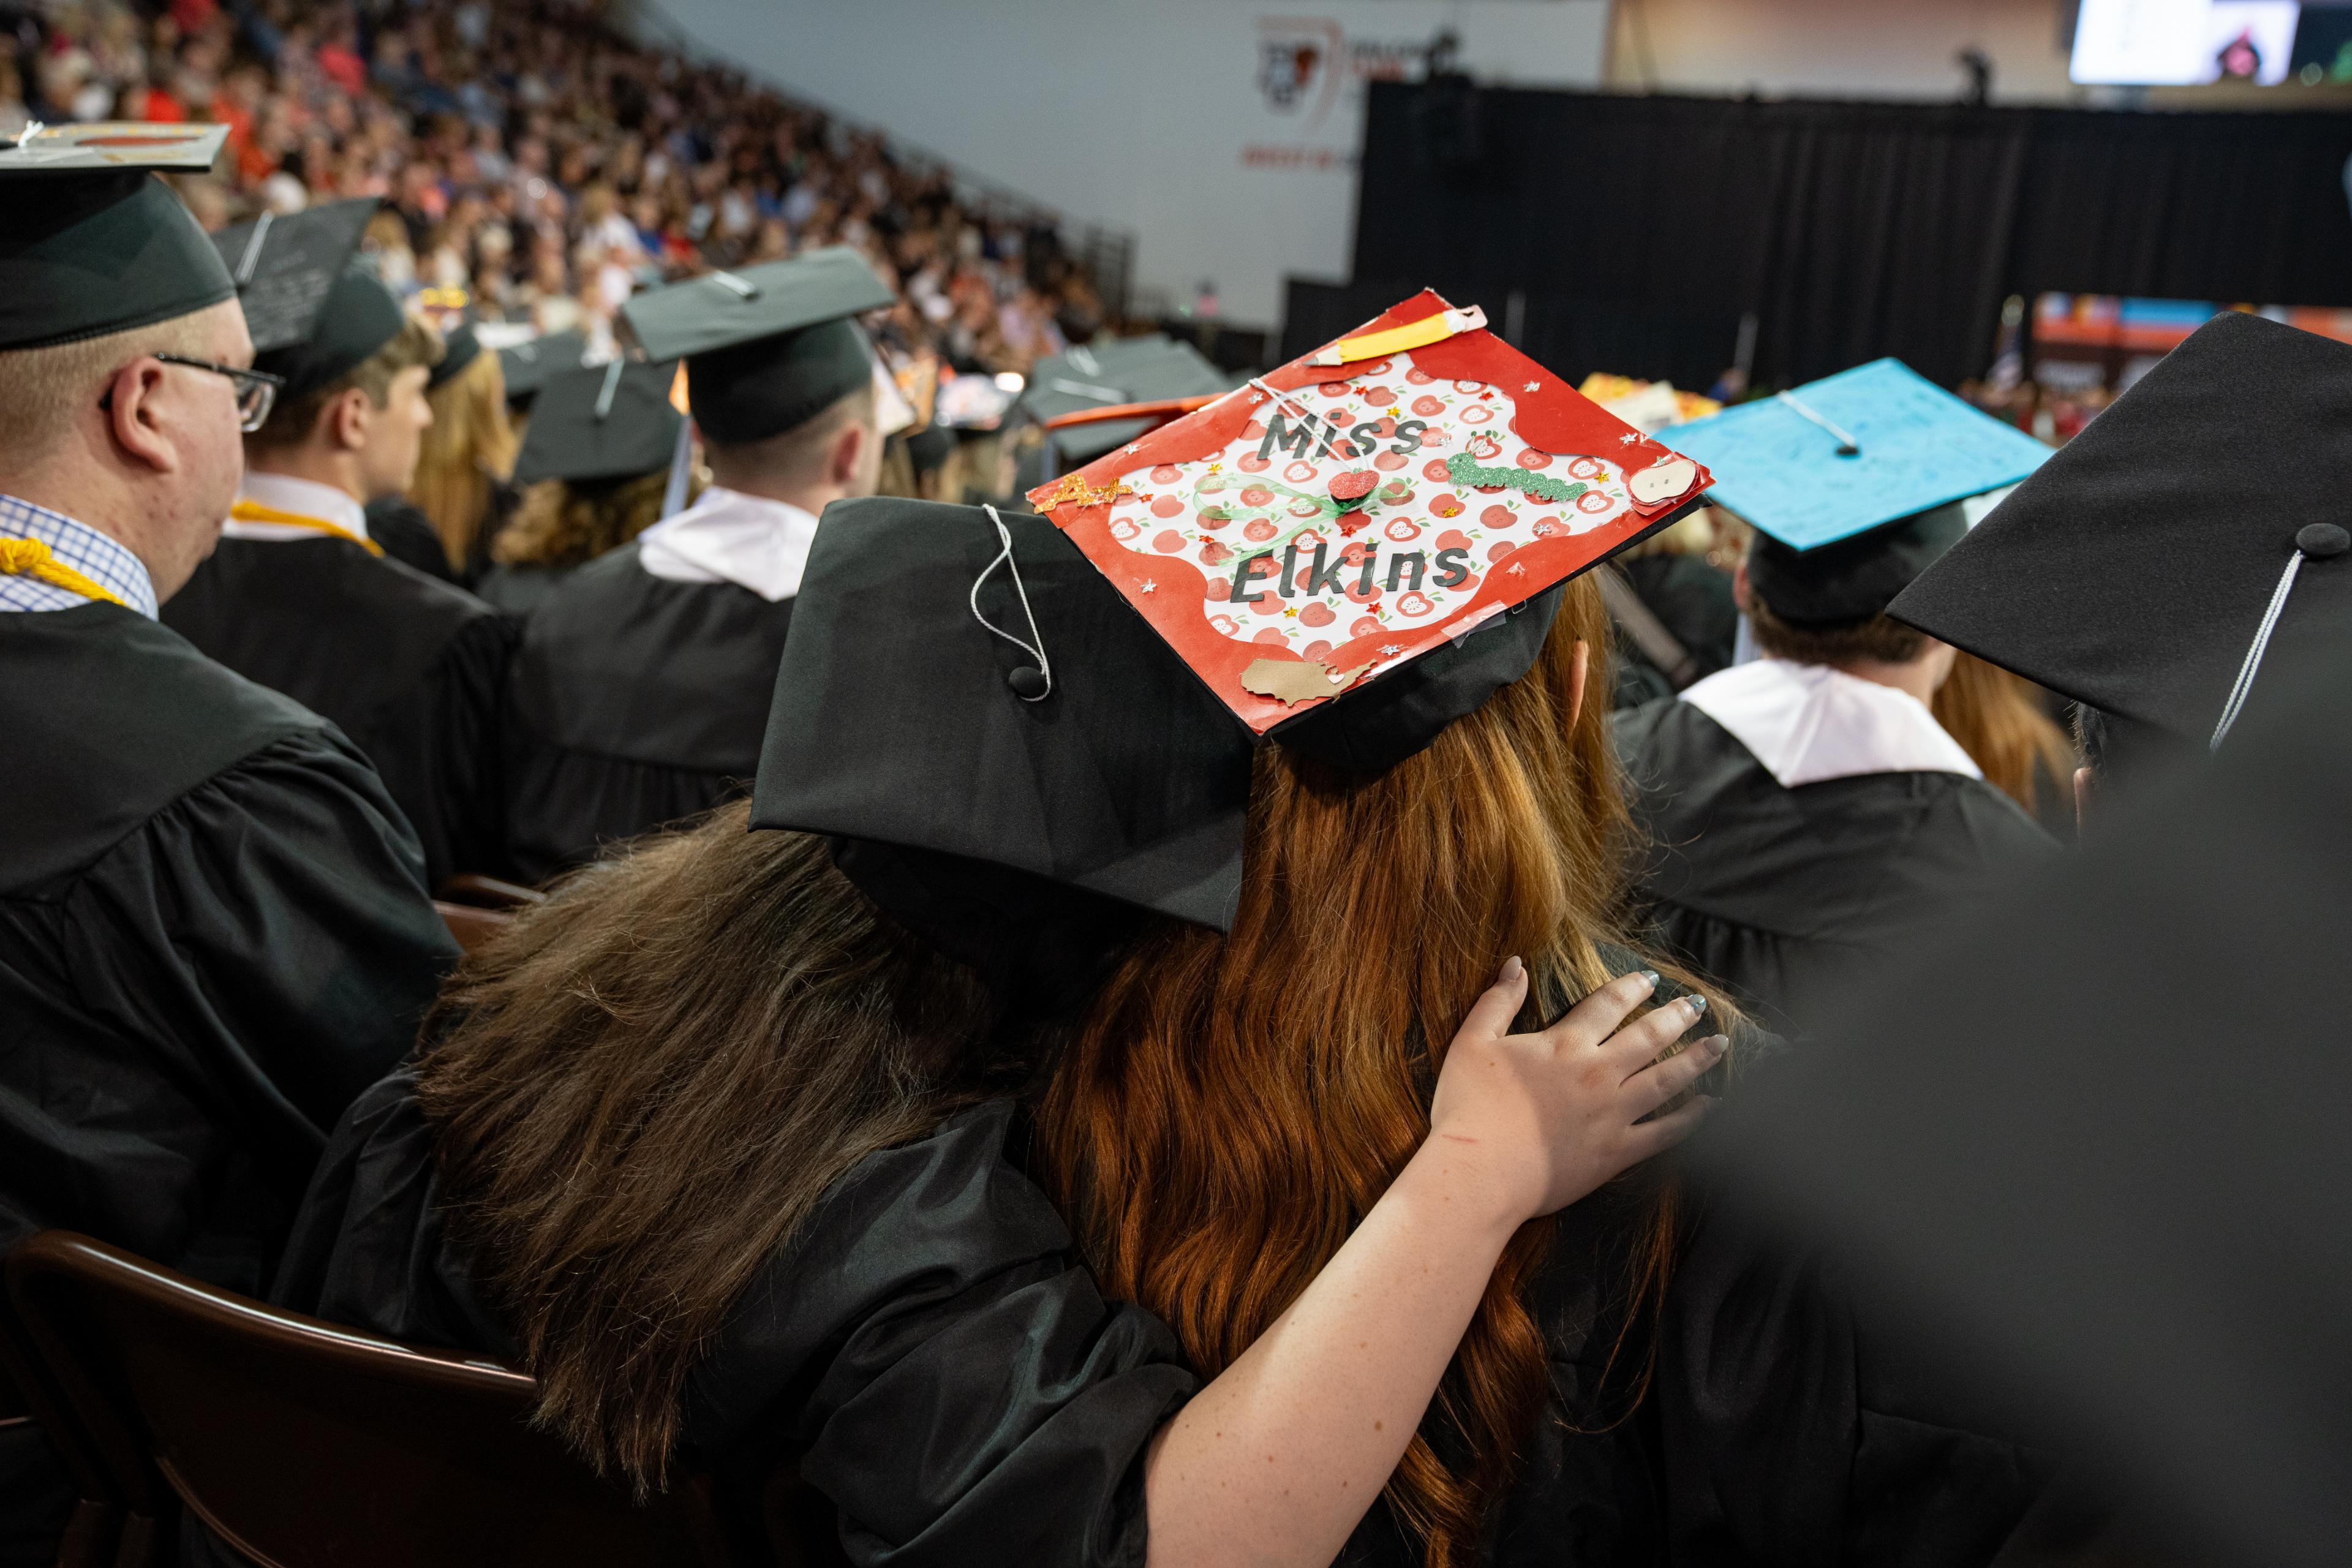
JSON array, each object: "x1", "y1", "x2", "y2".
[{"x1": 0, "y1": 537, "x2": 129, "y2": 608}]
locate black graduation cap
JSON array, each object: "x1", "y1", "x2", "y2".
[
  {"x1": 1698, "y1": 638, "x2": 2352, "y2": 1568},
  {"x1": 428, "y1": 322, "x2": 481, "y2": 392},
  {"x1": 495, "y1": 329, "x2": 589, "y2": 409},
  {"x1": 0, "y1": 123, "x2": 235, "y2": 351},
  {"x1": 209, "y1": 197, "x2": 381, "y2": 359},
  {"x1": 1746, "y1": 502, "x2": 1970, "y2": 625},
  {"x1": 750, "y1": 497, "x2": 1253, "y2": 1000},
  {"x1": 619, "y1": 248, "x2": 896, "y2": 445},
  {"x1": 508, "y1": 359, "x2": 685, "y2": 486},
  {"x1": 1890, "y1": 311, "x2": 2352, "y2": 752},
  {"x1": 1022, "y1": 336, "x2": 1232, "y2": 466}
]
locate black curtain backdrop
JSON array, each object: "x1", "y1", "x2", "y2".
[{"x1": 1311, "y1": 84, "x2": 2352, "y2": 390}]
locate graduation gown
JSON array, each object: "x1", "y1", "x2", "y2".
[
  {"x1": 363, "y1": 496, "x2": 456, "y2": 583},
  {"x1": 471, "y1": 560, "x2": 575, "y2": 620},
  {"x1": 1615, "y1": 677, "x2": 2055, "y2": 1041},
  {"x1": 1610, "y1": 554, "x2": 1738, "y2": 710},
  {"x1": 162, "y1": 537, "x2": 516, "y2": 889},
  {"x1": 272, "y1": 1077, "x2": 1194, "y2": 1567},
  {"x1": 502, "y1": 542, "x2": 794, "y2": 884}
]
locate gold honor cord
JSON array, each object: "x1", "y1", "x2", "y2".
[
  {"x1": 0, "y1": 537, "x2": 130, "y2": 608},
  {"x1": 228, "y1": 500, "x2": 386, "y2": 557}
]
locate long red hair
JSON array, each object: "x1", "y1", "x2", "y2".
[{"x1": 1038, "y1": 576, "x2": 1728, "y2": 1566}]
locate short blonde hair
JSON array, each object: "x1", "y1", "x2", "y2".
[{"x1": 0, "y1": 313, "x2": 219, "y2": 459}]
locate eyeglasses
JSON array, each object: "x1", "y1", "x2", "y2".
[{"x1": 153, "y1": 353, "x2": 286, "y2": 432}]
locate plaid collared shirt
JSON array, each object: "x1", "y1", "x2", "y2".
[{"x1": 0, "y1": 493, "x2": 159, "y2": 620}]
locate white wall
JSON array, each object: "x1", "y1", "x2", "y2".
[{"x1": 639, "y1": 0, "x2": 1611, "y2": 326}]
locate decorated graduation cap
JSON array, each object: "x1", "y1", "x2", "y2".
[
  {"x1": 0, "y1": 123, "x2": 235, "y2": 351},
  {"x1": 428, "y1": 321, "x2": 481, "y2": 392},
  {"x1": 620, "y1": 247, "x2": 896, "y2": 445},
  {"x1": 210, "y1": 198, "x2": 409, "y2": 402},
  {"x1": 496, "y1": 328, "x2": 589, "y2": 409},
  {"x1": 509, "y1": 359, "x2": 686, "y2": 486},
  {"x1": 1890, "y1": 311, "x2": 2352, "y2": 752},
  {"x1": 1667, "y1": 358, "x2": 2052, "y2": 624},
  {"x1": 1701, "y1": 639, "x2": 2352, "y2": 1567},
  {"x1": 1022, "y1": 288, "x2": 1713, "y2": 766},
  {"x1": 1023, "y1": 336, "x2": 1232, "y2": 467}
]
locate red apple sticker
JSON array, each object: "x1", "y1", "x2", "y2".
[
  {"x1": 1283, "y1": 460, "x2": 1319, "y2": 484},
  {"x1": 1362, "y1": 385, "x2": 1393, "y2": 404},
  {"x1": 1396, "y1": 591, "x2": 1433, "y2": 617},
  {"x1": 1319, "y1": 380, "x2": 1351, "y2": 398},
  {"x1": 1205, "y1": 578, "x2": 1229, "y2": 601},
  {"x1": 1329, "y1": 469, "x2": 1376, "y2": 507},
  {"x1": 1150, "y1": 494, "x2": 1183, "y2": 518},
  {"x1": 1480, "y1": 504, "x2": 1515, "y2": 529},
  {"x1": 1303, "y1": 639, "x2": 1333, "y2": 660},
  {"x1": 1240, "y1": 485, "x2": 1274, "y2": 508},
  {"x1": 1488, "y1": 540, "x2": 1517, "y2": 562},
  {"x1": 1289, "y1": 498, "x2": 1322, "y2": 518},
  {"x1": 1199, "y1": 540, "x2": 1234, "y2": 566},
  {"x1": 1531, "y1": 516, "x2": 1562, "y2": 537},
  {"x1": 1452, "y1": 571, "x2": 1481, "y2": 594},
  {"x1": 1374, "y1": 450, "x2": 1408, "y2": 472},
  {"x1": 1517, "y1": 449, "x2": 1552, "y2": 469},
  {"x1": 1210, "y1": 614, "x2": 1240, "y2": 636},
  {"x1": 1467, "y1": 433, "x2": 1502, "y2": 461},
  {"x1": 1460, "y1": 404, "x2": 1494, "y2": 425},
  {"x1": 1422, "y1": 458, "x2": 1453, "y2": 483},
  {"x1": 1242, "y1": 420, "x2": 1266, "y2": 439},
  {"x1": 1197, "y1": 507, "x2": 1232, "y2": 530},
  {"x1": 1453, "y1": 380, "x2": 1486, "y2": 394},
  {"x1": 1238, "y1": 454, "x2": 1270, "y2": 473},
  {"x1": 1411, "y1": 395, "x2": 1445, "y2": 417},
  {"x1": 1150, "y1": 464, "x2": 1183, "y2": 484},
  {"x1": 1356, "y1": 358, "x2": 1392, "y2": 376},
  {"x1": 1243, "y1": 518, "x2": 1279, "y2": 542},
  {"x1": 1406, "y1": 368, "x2": 1434, "y2": 385},
  {"x1": 1253, "y1": 626, "x2": 1290, "y2": 645},
  {"x1": 1567, "y1": 457, "x2": 1604, "y2": 480},
  {"x1": 1577, "y1": 490, "x2": 1614, "y2": 514},
  {"x1": 1351, "y1": 615, "x2": 1387, "y2": 638},
  {"x1": 1299, "y1": 601, "x2": 1336, "y2": 627},
  {"x1": 1430, "y1": 493, "x2": 1465, "y2": 518},
  {"x1": 1378, "y1": 480, "x2": 1414, "y2": 505},
  {"x1": 1197, "y1": 475, "x2": 1227, "y2": 493},
  {"x1": 1384, "y1": 518, "x2": 1421, "y2": 542},
  {"x1": 1111, "y1": 518, "x2": 1144, "y2": 543},
  {"x1": 1436, "y1": 529, "x2": 1471, "y2": 551}
]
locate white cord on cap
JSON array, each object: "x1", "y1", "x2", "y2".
[
  {"x1": 592, "y1": 358, "x2": 625, "y2": 421},
  {"x1": 1775, "y1": 390, "x2": 1862, "y2": 456},
  {"x1": 2210, "y1": 551, "x2": 2306, "y2": 752},
  {"x1": 971, "y1": 503, "x2": 1053, "y2": 701}
]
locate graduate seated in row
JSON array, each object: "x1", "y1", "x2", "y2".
[
  {"x1": 0, "y1": 129, "x2": 456, "y2": 1558},
  {"x1": 1619, "y1": 368, "x2": 2060, "y2": 1039},
  {"x1": 162, "y1": 204, "x2": 516, "y2": 889},
  {"x1": 1891, "y1": 309, "x2": 2352, "y2": 818},
  {"x1": 472, "y1": 358, "x2": 698, "y2": 619},
  {"x1": 282, "y1": 313, "x2": 2059, "y2": 1563},
  {"x1": 365, "y1": 323, "x2": 521, "y2": 586},
  {"x1": 502, "y1": 249, "x2": 894, "y2": 885}
]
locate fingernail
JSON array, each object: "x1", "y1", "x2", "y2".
[
  {"x1": 1637, "y1": 969, "x2": 1660, "y2": 990},
  {"x1": 1702, "y1": 1033, "x2": 1728, "y2": 1059},
  {"x1": 1686, "y1": 994, "x2": 1709, "y2": 1019},
  {"x1": 1501, "y1": 955, "x2": 1525, "y2": 982}
]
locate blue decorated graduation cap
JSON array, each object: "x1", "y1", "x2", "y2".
[{"x1": 1667, "y1": 359, "x2": 2053, "y2": 624}]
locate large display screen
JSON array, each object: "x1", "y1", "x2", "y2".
[{"x1": 2071, "y1": 0, "x2": 2323, "y2": 85}]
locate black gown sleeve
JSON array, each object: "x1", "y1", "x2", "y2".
[
  {"x1": 684, "y1": 1099, "x2": 1197, "y2": 1568},
  {"x1": 411, "y1": 610, "x2": 518, "y2": 886}
]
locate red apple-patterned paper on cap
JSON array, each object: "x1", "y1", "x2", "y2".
[{"x1": 1026, "y1": 290, "x2": 1712, "y2": 735}]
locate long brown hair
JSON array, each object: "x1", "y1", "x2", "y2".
[
  {"x1": 411, "y1": 346, "x2": 521, "y2": 570},
  {"x1": 415, "y1": 805, "x2": 1001, "y2": 1492},
  {"x1": 491, "y1": 469, "x2": 690, "y2": 570},
  {"x1": 1932, "y1": 650, "x2": 2077, "y2": 819},
  {"x1": 1037, "y1": 578, "x2": 1732, "y2": 1566}
]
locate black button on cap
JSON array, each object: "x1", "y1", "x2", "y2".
[
  {"x1": 1007, "y1": 665, "x2": 1050, "y2": 698},
  {"x1": 2296, "y1": 523, "x2": 2350, "y2": 559}
]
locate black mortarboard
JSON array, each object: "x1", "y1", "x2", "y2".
[
  {"x1": 210, "y1": 197, "x2": 379, "y2": 356},
  {"x1": 1023, "y1": 336, "x2": 1232, "y2": 466},
  {"x1": 0, "y1": 123, "x2": 235, "y2": 351},
  {"x1": 751, "y1": 497, "x2": 1253, "y2": 997},
  {"x1": 1746, "y1": 501, "x2": 1970, "y2": 625},
  {"x1": 620, "y1": 248, "x2": 895, "y2": 445},
  {"x1": 495, "y1": 329, "x2": 589, "y2": 409},
  {"x1": 428, "y1": 322, "x2": 481, "y2": 391},
  {"x1": 508, "y1": 359, "x2": 685, "y2": 486},
  {"x1": 1890, "y1": 312, "x2": 2352, "y2": 752},
  {"x1": 1700, "y1": 639, "x2": 2352, "y2": 1568}
]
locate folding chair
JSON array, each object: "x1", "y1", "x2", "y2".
[{"x1": 7, "y1": 1231, "x2": 731, "y2": 1567}]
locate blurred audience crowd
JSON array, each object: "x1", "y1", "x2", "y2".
[{"x1": 1, "y1": 0, "x2": 1106, "y2": 375}]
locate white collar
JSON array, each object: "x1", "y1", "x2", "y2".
[
  {"x1": 227, "y1": 472, "x2": 372, "y2": 543},
  {"x1": 636, "y1": 486, "x2": 820, "y2": 603},
  {"x1": 1681, "y1": 658, "x2": 1982, "y2": 788}
]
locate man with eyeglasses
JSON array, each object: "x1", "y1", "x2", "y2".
[{"x1": 0, "y1": 127, "x2": 458, "y2": 1557}]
